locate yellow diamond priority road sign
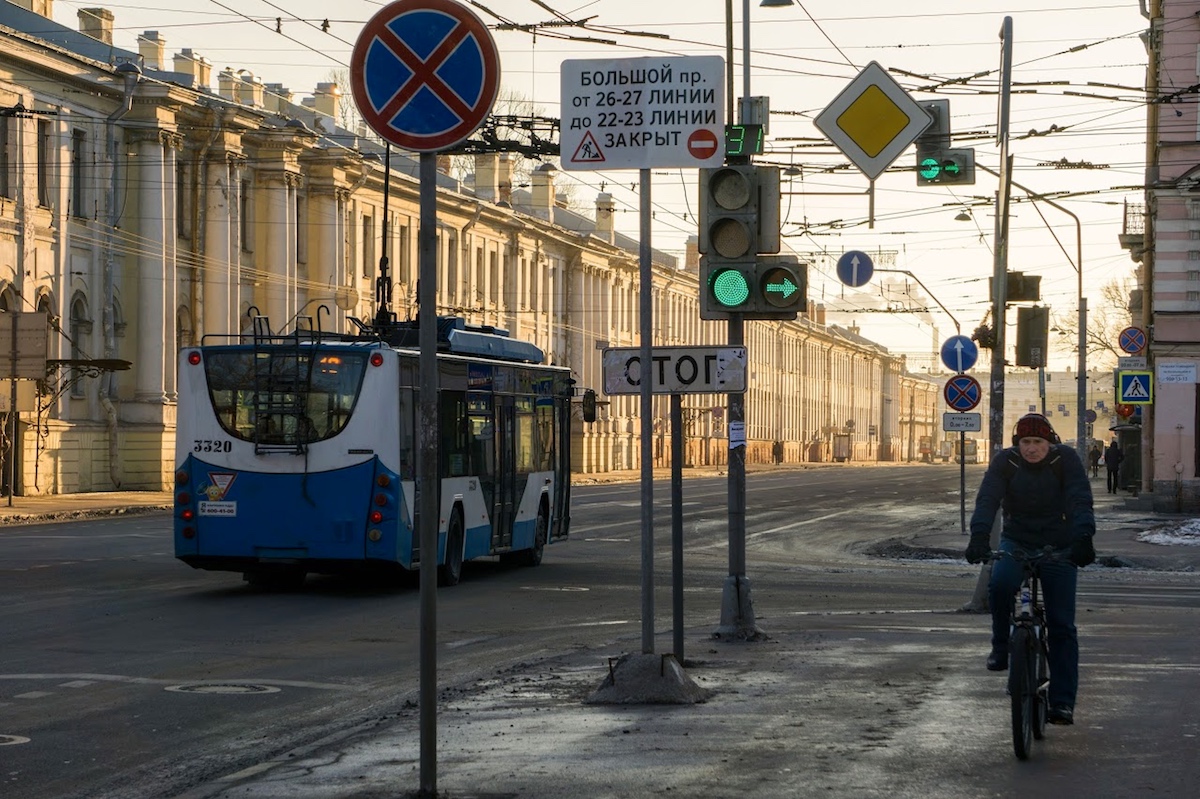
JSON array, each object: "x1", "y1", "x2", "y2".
[{"x1": 814, "y1": 61, "x2": 932, "y2": 181}]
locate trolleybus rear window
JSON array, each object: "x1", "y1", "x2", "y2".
[{"x1": 204, "y1": 349, "x2": 369, "y2": 445}]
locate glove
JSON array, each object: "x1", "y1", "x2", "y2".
[
  {"x1": 1070, "y1": 536, "x2": 1096, "y2": 568},
  {"x1": 965, "y1": 535, "x2": 991, "y2": 564}
]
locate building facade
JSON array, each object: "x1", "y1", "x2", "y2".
[
  {"x1": 0, "y1": 0, "x2": 941, "y2": 495},
  {"x1": 1126, "y1": 0, "x2": 1200, "y2": 511}
]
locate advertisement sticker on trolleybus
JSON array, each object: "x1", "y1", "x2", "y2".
[{"x1": 198, "y1": 501, "x2": 237, "y2": 517}]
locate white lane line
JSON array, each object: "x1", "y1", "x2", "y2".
[
  {"x1": 0, "y1": 673, "x2": 355, "y2": 691},
  {"x1": 14, "y1": 691, "x2": 53, "y2": 699},
  {"x1": 58, "y1": 680, "x2": 96, "y2": 688}
]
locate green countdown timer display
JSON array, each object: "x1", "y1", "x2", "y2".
[
  {"x1": 725, "y1": 124, "x2": 764, "y2": 158},
  {"x1": 709, "y1": 267, "x2": 751, "y2": 308}
]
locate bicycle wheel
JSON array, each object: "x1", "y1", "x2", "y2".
[
  {"x1": 1032, "y1": 628, "x2": 1049, "y2": 740},
  {"x1": 1010, "y1": 626, "x2": 1035, "y2": 760}
]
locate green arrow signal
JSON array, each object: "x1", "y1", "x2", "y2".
[
  {"x1": 942, "y1": 159, "x2": 961, "y2": 176},
  {"x1": 764, "y1": 278, "x2": 798, "y2": 298}
]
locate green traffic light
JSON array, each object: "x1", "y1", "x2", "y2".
[
  {"x1": 918, "y1": 157, "x2": 941, "y2": 181},
  {"x1": 760, "y1": 267, "x2": 801, "y2": 308},
  {"x1": 710, "y1": 268, "x2": 750, "y2": 307}
]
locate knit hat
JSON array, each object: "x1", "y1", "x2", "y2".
[{"x1": 1012, "y1": 413, "x2": 1057, "y2": 444}]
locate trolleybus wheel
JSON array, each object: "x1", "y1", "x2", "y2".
[
  {"x1": 519, "y1": 508, "x2": 548, "y2": 567},
  {"x1": 439, "y1": 509, "x2": 465, "y2": 586}
]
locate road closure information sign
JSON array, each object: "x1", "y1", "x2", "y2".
[{"x1": 560, "y1": 56, "x2": 725, "y2": 171}]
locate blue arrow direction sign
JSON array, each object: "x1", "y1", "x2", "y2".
[
  {"x1": 940, "y1": 334, "x2": 978, "y2": 373},
  {"x1": 943, "y1": 375, "x2": 982, "y2": 411},
  {"x1": 836, "y1": 250, "x2": 873, "y2": 287}
]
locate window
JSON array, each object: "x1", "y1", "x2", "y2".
[
  {"x1": 70, "y1": 129, "x2": 86, "y2": 218},
  {"x1": 240, "y1": 177, "x2": 252, "y2": 252},
  {"x1": 205, "y1": 349, "x2": 369, "y2": 444},
  {"x1": 176, "y1": 160, "x2": 191, "y2": 238},
  {"x1": 0, "y1": 116, "x2": 9, "y2": 199},
  {"x1": 295, "y1": 192, "x2": 307, "y2": 264},
  {"x1": 37, "y1": 119, "x2": 52, "y2": 207},
  {"x1": 69, "y1": 295, "x2": 92, "y2": 398},
  {"x1": 362, "y1": 214, "x2": 374, "y2": 278}
]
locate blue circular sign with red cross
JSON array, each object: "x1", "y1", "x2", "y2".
[
  {"x1": 1118, "y1": 325, "x2": 1146, "y2": 355},
  {"x1": 350, "y1": 0, "x2": 500, "y2": 152},
  {"x1": 944, "y1": 374, "x2": 982, "y2": 411}
]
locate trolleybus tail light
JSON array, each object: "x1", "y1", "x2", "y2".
[
  {"x1": 181, "y1": 508, "x2": 195, "y2": 522},
  {"x1": 376, "y1": 474, "x2": 391, "y2": 488},
  {"x1": 177, "y1": 491, "x2": 190, "y2": 505},
  {"x1": 181, "y1": 526, "x2": 196, "y2": 539},
  {"x1": 374, "y1": 492, "x2": 387, "y2": 507},
  {"x1": 369, "y1": 352, "x2": 384, "y2": 367},
  {"x1": 369, "y1": 510, "x2": 384, "y2": 524},
  {"x1": 176, "y1": 469, "x2": 188, "y2": 484},
  {"x1": 187, "y1": 351, "x2": 201, "y2": 366}
]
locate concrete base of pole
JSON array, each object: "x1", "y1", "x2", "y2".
[
  {"x1": 586, "y1": 653, "x2": 711, "y2": 705},
  {"x1": 714, "y1": 575, "x2": 765, "y2": 640},
  {"x1": 961, "y1": 563, "x2": 992, "y2": 613}
]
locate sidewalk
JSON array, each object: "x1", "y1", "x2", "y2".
[{"x1": 0, "y1": 490, "x2": 173, "y2": 526}]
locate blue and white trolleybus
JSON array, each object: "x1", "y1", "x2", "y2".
[{"x1": 173, "y1": 315, "x2": 574, "y2": 588}]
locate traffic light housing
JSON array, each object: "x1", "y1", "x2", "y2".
[
  {"x1": 1015, "y1": 306, "x2": 1050, "y2": 368},
  {"x1": 700, "y1": 255, "x2": 806, "y2": 320},
  {"x1": 914, "y1": 99, "x2": 975, "y2": 186},
  {"x1": 698, "y1": 165, "x2": 780, "y2": 258},
  {"x1": 698, "y1": 165, "x2": 781, "y2": 319},
  {"x1": 992, "y1": 272, "x2": 1043, "y2": 303},
  {"x1": 916, "y1": 148, "x2": 975, "y2": 185}
]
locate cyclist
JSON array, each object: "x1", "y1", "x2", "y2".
[{"x1": 965, "y1": 413, "x2": 1096, "y2": 726}]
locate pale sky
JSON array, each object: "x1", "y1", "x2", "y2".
[{"x1": 49, "y1": 0, "x2": 1150, "y2": 371}]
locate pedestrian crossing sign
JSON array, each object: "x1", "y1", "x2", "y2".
[{"x1": 1118, "y1": 371, "x2": 1153, "y2": 405}]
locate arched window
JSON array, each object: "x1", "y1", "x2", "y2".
[
  {"x1": 177, "y1": 305, "x2": 194, "y2": 349},
  {"x1": 69, "y1": 293, "x2": 91, "y2": 398}
]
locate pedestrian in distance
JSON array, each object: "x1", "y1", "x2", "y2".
[
  {"x1": 1104, "y1": 440, "x2": 1124, "y2": 494},
  {"x1": 1088, "y1": 444, "x2": 1102, "y2": 479},
  {"x1": 965, "y1": 413, "x2": 1096, "y2": 727}
]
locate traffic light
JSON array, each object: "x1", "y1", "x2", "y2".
[
  {"x1": 916, "y1": 148, "x2": 975, "y2": 185},
  {"x1": 914, "y1": 99, "x2": 976, "y2": 186},
  {"x1": 755, "y1": 256, "x2": 807, "y2": 320},
  {"x1": 697, "y1": 165, "x2": 780, "y2": 258},
  {"x1": 1015, "y1": 306, "x2": 1049, "y2": 368},
  {"x1": 698, "y1": 165, "x2": 780, "y2": 320},
  {"x1": 993, "y1": 272, "x2": 1043, "y2": 303},
  {"x1": 581, "y1": 388, "x2": 597, "y2": 423},
  {"x1": 700, "y1": 255, "x2": 806, "y2": 320}
]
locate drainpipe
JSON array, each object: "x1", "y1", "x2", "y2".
[{"x1": 100, "y1": 62, "x2": 142, "y2": 488}]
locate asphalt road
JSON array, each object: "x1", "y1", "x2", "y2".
[{"x1": 2, "y1": 464, "x2": 1197, "y2": 798}]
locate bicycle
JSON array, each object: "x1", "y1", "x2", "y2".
[{"x1": 992, "y1": 546, "x2": 1065, "y2": 760}]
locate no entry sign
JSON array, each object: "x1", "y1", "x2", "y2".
[{"x1": 350, "y1": 0, "x2": 499, "y2": 152}]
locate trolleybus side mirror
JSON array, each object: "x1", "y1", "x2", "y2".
[{"x1": 582, "y1": 389, "x2": 597, "y2": 423}]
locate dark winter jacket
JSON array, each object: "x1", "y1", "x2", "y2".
[
  {"x1": 969, "y1": 444, "x2": 1095, "y2": 549},
  {"x1": 1104, "y1": 443, "x2": 1123, "y2": 470}
]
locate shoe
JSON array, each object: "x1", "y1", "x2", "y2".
[
  {"x1": 1048, "y1": 705, "x2": 1074, "y2": 725},
  {"x1": 986, "y1": 651, "x2": 1008, "y2": 671}
]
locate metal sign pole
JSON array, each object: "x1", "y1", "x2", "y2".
[
  {"x1": 417, "y1": 152, "x2": 439, "y2": 797},
  {"x1": 671, "y1": 393, "x2": 684, "y2": 663},
  {"x1": 638, "y1": 168, "x2": 654, "y2": 655}
]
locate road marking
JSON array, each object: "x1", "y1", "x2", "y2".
[
  {"x1": 0, "y1": 673, "x2": 355, "y2": 691},
  {"x1": 15, "y1": 691, "x2": 53, "y2": 699}
]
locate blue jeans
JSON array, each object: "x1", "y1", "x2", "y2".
[{"x1": 989, "y1": 539, "x2": 1079, "y2": 709}]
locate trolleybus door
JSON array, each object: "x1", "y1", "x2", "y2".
[{"x1": 492, "y1": 396, "x2": 517, "y2": 550}]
